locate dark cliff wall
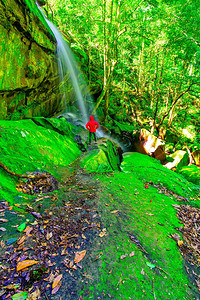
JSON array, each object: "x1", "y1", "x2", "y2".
[{"x1": 0, "y1": 0, "x2": 63, "y2": 119}]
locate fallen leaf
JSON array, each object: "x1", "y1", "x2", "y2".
[
  {"x1": 120, "y1": 254, "x2": 128, "y2": 259},
  {"x1": 1, "y1": 240, "x2": 5, "y2": 248},
  {"x1": 31, "y1": 212, "x2": 42, "y2": 219},
  {"x1": 0, "y1": 227, "x2": 6, "y2": 232},
  {"x1": 146, "y1": 262, "x2": 156, "y2": 268},
  {"x1": 111, "y1": 210, "x2": 119, "y2": 214},
  {"x1": 0, "y1": 218, "x2": 8, "y2": 223},
  {"x1": 141, "y1": 268, "x2": 145, "y2": 275},
  {"x1": 17, "y1": 260, "x2": 39, "y2": 272},
  {"x1": 17, "y1": 236, "x2": 26, "y2": 245},
  {"x1": 11, "y1": 292, "x2": 28, "y2": 300},
  {"x1": 6, "y1": 238, "x2": 17, "y2": 245},
  {"x1": 46, "y1": 232, "x2": 53, "y2": 240},
  {"x1": 27, "y1": 287, "x2": 40, "y2": 300},
  {"x1": 2, "y1": 284, "x2": 20, "y2": 290},
  {"x1": 129, "y1": 251, "x2": 135, "y2": 257},
  {"x1": 99, "y1": 228, "x2": 107, "y2": 237},
  {"x1": 52, "y1": 274, "x2": 62, "y2": 294},
  {"x1": 17, "y1": 223, "x2": 26, "y2": 232},
  {"x1": 24, "y1": 226, "x2": 33, "y2": 235},
  {"x1": 178, "y1": 240, "x2": 183, "y2": 247},
  {"x1": 74, "y1": 250, "x2": 86, "y2": 264},
  {"x1": 82, "y1": 234, "x2": 86, "y2": 239}
]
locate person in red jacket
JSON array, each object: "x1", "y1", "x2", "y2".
[{"x1": 86, "y1": 115, "x2": 99, "y2": 144}]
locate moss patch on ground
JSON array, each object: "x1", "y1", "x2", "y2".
[{"x1": 79, "y1": 153, "x2": 200, "y2": 299}]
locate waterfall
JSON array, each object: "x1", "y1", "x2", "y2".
[{"x1": 37, "y1": 4, "x2": 94, "y2": 126}]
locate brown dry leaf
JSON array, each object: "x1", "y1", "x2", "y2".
[
  {"x1": 74, "y1": 250, "x2": 86, "y2": 264},
  {"x1": 52, "y1": 274, "x2": 62, "y2": 291},
  {"x1": 27, "y1": 287, "x2": 41, "y2": 300},
  {"x1": 111, "y1": 210, "x2": 119, "y2": 214},
  {"x1": 46, "y1": 232, "x2": 53, "y2": 240},
  {"x1": 24, "y1": 226, "x2": 33, "y2": 235},
  {"x1": 129, "y1": 251, "x2": 135, "y2": 257},
  {"x1": 61, "y1": 248, "x2": 68, "y2": 256},
  {"x1": 120, "y1": 254, "x2": 128, "y2": 259},
  {"x1": 1, "y1": 240, "x2": 5, "y2": 248},
  {"x1": 17, "y1": 260, "x2": 39, "y2": 272},
  {"x1": 82, "y1": 234, "x2": 86, "y2": 239},
  {"x1": 0, "y1": 218, "x2": 8, "y2": 223},
  {"x1": 178, "y1": 240, "x2": 183, "y2": 247},
  {"x1": 99, "y1": 228, "x2": 107, "y2": 237},
  {"x1": 17, "y1": 236, "x2": 26, "y2": 245}
]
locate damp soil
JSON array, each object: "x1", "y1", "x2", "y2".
[{"x1": 0, "y1": 160, "x2": 102, "y2": 299}]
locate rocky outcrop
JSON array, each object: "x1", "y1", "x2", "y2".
[
  {"x1": 0, "y1": 0, "x2": 63, "y2": 119},
  {"x1": 133, "y1": 129, "x2": 166, "y2": 162}
]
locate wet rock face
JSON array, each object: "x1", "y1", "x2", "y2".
[{"x1": 0, "y1": 0, "x2": 63, "y2": 119}]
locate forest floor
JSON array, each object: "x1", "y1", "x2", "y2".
[{"x1": 0, "y1": 146, "x2": 200, "y2": 299}]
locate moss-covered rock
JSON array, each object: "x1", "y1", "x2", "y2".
[
  {"x1": 0, "y1": 0, "x2": 64, "y2": 119},
  {"x1": 0, "y1": 118, "x2": 81, "y2": 204},
  {"x1": 164, "y1": 150, "x2": 189, "y2": 170},
  {"x1": 178, "y1": 165, "x2": 200, "y2": 186},
  {"x1": 81, "y1": 149, "x2": 113, "y2": 173},
  {"x1": 80, "y1": 139, "x2": 121, "y2": 173}
]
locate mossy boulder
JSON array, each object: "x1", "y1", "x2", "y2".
[
  {"x1": 178, "y1": 165, "x2": 200, "y2": 186},
  {"x1": 0, "y1": 0, "x2": 63, "y2": 119},
  {"x1": 164, "y1": 150, "x2": 189, "y2": 170},
  {"x1": 192, "y1": 150, "x2": 200, "y2": 166},
  {"x1": 80, "y1": 139, "x2": 121, "y2": 173},
  {"x1": 0, "y1": 118, "x2": 81, "y2": 203}
]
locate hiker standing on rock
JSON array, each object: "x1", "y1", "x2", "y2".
[{"x1": 86, "y1": 116, "x2": 99, "y2": 144}]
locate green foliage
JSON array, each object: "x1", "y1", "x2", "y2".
[
  {"x1": 80, "y1": 151, "x2": 200, "y2": 298},
  {"x1": 44, "y1": 0, "x2": 200, "y2": 135}
]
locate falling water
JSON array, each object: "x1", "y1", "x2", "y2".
[{"x1": 37, "y1": 4, "x2": 94, "y2": 126}]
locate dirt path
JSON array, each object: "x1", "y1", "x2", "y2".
[{"x1": 0, "y1": 160, "x2": 102, "y2": 299}]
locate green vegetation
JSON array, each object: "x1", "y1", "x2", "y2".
[
  {"x1": 178, "y1": 165, "x2": 200, "y2": 186},
  {"x1": 79, "y1": 153, "x2": 200, "y2": 299},
  {"x1": 44, "y1": 0, "x2": 200, "y2": 143},
  {"x1": 0, "y1": 118, "x2": 81, "y2": 204}
]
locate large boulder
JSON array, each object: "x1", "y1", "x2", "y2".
[
  {"x1": 164, "y1": 150, "x2": 189, "y2": 170},
  {"x1": 0, "y1": 0, "x2": 63, "y2": 119},
  {"x1": 192, "y1": 150, "x2": 200, "y2": 166},
  {"x1": 80, "y1": 138, "x2": 122, "y2": 173},
  {"x1": 133, "y1": 129, "x2": 166, "y2": 162}
]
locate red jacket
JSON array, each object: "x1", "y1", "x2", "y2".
[{"x1": 86, "y1": 116, "x2": 99, "y2": 132}]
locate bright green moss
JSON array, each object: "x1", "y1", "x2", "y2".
[
  {"x1": 178, "y1": 165, "x2": 200, "y2": 185},
  {"x1": 78, "y1": 152, "x2": 200, "y2": 299},
  {"x1": 80, "y1": 149, "x2": 113, "y2": 173},
  {"x1": 0, "y1": 118, "x2": 81, "y2": 205}
]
